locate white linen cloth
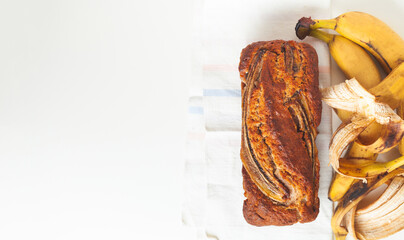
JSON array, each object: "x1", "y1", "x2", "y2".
[{"x1": 183, "y1": 0, "x2": 404, "y2": 239}]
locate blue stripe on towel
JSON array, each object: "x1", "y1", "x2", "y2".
[
  {"x1": 188, "y1": 106, "x2": 204, "y2": 114},
  {"x1": 203, "y1": 89, "x2": 241, "y2": 97}
]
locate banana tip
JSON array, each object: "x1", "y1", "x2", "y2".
[{"x1": 295, "y1": 17, "x2": 314, "y2": 40}]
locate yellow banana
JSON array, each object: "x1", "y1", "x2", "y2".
[
  {"x1": 298, "y1": 12, "x2": 404, "y2": 130},
  {"x1": 328, "y1": 142, "x2": 377, "y2": 202},
  {"x1": 369, "y1": 63, "x2": 404, "y2": 153},
  {"x1": 369, "y1": 62, "x2": 404, "y2": 109},
  {"x1": 297, "y1": 12, "x2": 404, "y2": 111},
  {"x1": 308, "y1": 30, "x2": 383, "y2": 144},
  {"x1": 296, "y1": 11, "x2": 404, "y2": 239},
  {"x1": 307, "y1": 30, "x2": 385, "y2": 148},
  {"x1": 328, "y1": 173, "x2": 354, "y2": 202},
  {"x1": 308, "y1": 29, "x2": 381, "y2": 89},
  {"x1": 296, "y1": 11, "x2": 404, "y2": 73},
  {"x1": 296, "y1": 12, "x2": 404, "y2": 109}
]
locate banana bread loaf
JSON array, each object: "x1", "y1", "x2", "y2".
[{"x1": 239, "y1": 40, "x2": 321, "y2": 226}]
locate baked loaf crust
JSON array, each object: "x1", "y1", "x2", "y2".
[{"x1": 239, "y1": 40, "x2": 321, "y2": 226}]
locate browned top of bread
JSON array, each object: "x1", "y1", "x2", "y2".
[{"x1": 239, "y1": 40, "x2": 321, "y2": 226}]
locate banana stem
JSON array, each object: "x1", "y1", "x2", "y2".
[
  {"x1": 311, "y1": 19, "x2": 338, "y2": 30},
  {"x1": 295, "y1": 17, "x2": 337, "y2": 39},
  {"x1": 309, "y1": 29, "x2": 333, "y2": 44}
]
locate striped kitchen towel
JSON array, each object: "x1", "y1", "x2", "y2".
[{"x1": 183, "y1": 0, "x2": 335, "y2": 239}]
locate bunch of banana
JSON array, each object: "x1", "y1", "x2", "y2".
[
  {"x1": 296, "y1": 11, "x2": 404, "y2": 240},
  {"x1": 295, "y1": 11, "x2": 404, "y2": 72},
  {"x1": 322, "y1": 78, "x2": 404, "y2": 177}
]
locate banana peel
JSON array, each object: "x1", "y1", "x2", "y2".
[
  {"x1": 349, "y1": 176, "x2": 404, "y2": 240},
  {"x1": 331, "y1": 169, "x2": 404, "y2": 240},
  {"x1": 296, "y1": 12, "x2": 404, "y2": 73},
  {"x1": 322, "y1": 79, "x2": 404, "y2": 179}
]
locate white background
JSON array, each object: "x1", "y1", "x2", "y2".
[
  {"x1": 2, "y1": 0, "x2": 404, "y2": 240},
  {"x1": 0, "y1": 0, "x2": 194, "y2": 239}
]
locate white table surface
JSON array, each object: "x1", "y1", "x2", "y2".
[{"x1": 0, "y1": 0, "x2": 194, "y2": 239}]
